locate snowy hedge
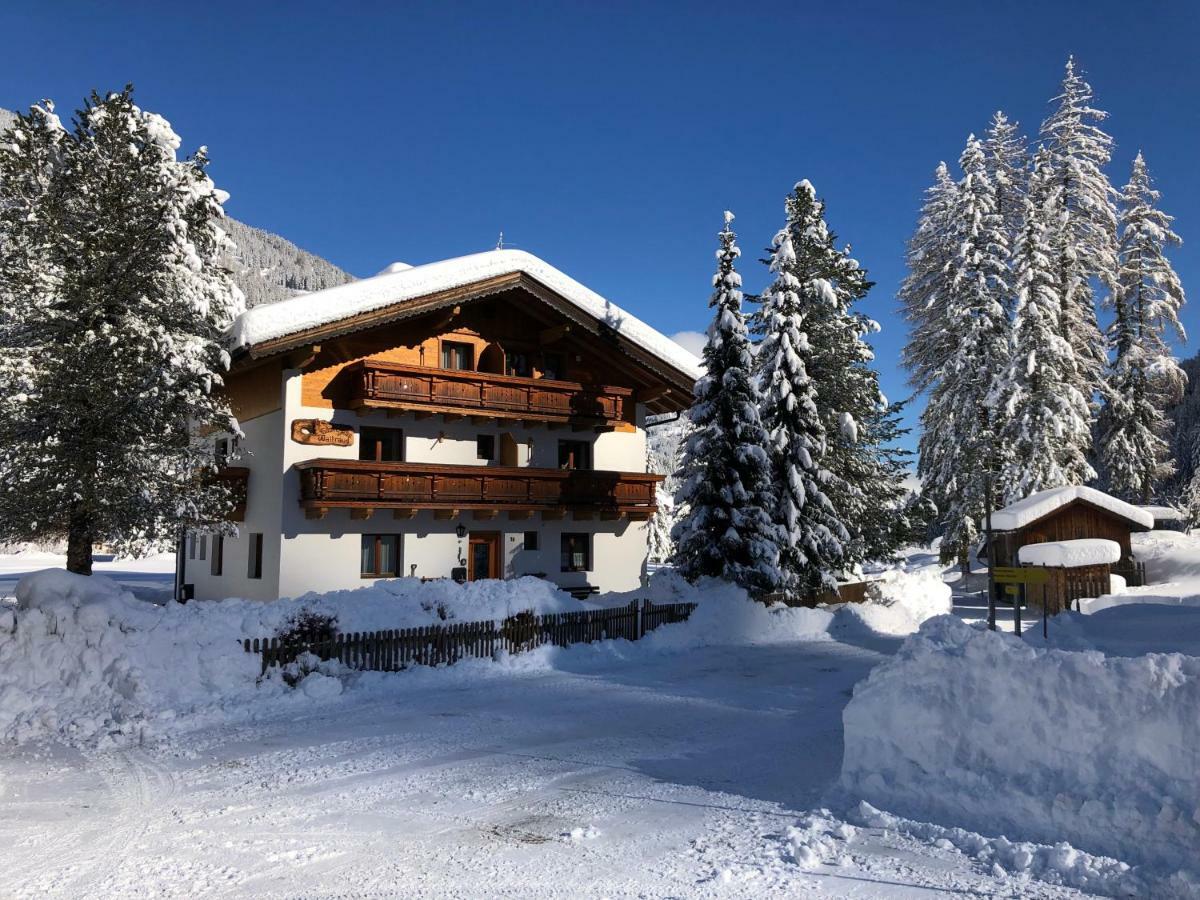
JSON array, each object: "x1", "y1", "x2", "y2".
[{"x1": 840, "y1": 614, "x2": 1200, "y2": 877}]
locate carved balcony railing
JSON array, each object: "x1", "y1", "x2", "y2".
[
  {"x1": 296, "y1": 459, "x2": 660, "y2": 521},
  {"x1": 343, "y1": 359, "x2": 633, "y2": 428}
]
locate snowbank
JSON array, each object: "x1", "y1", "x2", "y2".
[
  {"x1": 841, "y1": 614, "x2": 1200, "y2": 877},
  {"x1": 1017, "y1": 538, "x2": 1120, "y2": 567},
  {"x1": 1036, "y1": 605, "x2": 1200, "y2": 658},
  {"x1": 0, "y1": 564, "x2": 954, "y2": 747},
  {"x1": 0, "y1": 571, "x2": 593, "y2": 746},
  {"x1": 829, "y1": 565, "x2": 952, "y2": 637}
]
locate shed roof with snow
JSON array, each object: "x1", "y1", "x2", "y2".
[{"x1": 991, "y1": 486, "x2": 1153, "y2": 533}]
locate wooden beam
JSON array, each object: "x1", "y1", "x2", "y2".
[
  {"x1": 427, "y1": 304, "x2": 463, "y2": 334},
  {"x1": 599, "y1": 510, "x2": 621, "y2": 521},
  {"x1": 627, "y1": 510, "x2": 652, "y2": 521},
  {"x1": 541, "y1": 509, "x2": 564, "y2": 521},
  {"x1": 507, "y1": 510, "x2": 532, "y2": 520},
  {"x1": 539, "y1": 323, "x2": 572, "y2": 345},
  {"x1": 469, "y1": 415, "x2": 489, "y2": 425},
  {"x1": 596, "y1": 421, "x2": 637, "y2": 434},
  {"x1": 434, "y1": 509, "x2": 459, "y2": 520},
  {"x1": 350, "y1": 508, "x2": 375, "y2": 520},
  {"x1": 638, "y1": 385, "x2": 671, "y2": 404},
  {"x1": 392, "y1": 508, "x2": 417, "y2": 519},
  {"x1": 472, "y1": 509, "x2": 498, "y2": 520},
  {"x1": 573, "y1": 509, "x2": 595, "y2": 521},
  {"x1": 414, "y1": 411, "x2": 433, "y2": 420},
  {"x1": 443, "y1": 413, "x2": 463, "y2": 423},
  {"x1": 288, "y1": 343, "x2": 322, "y2": 370},
  {"x1": 305, "y1": 507, "x2": 328, "y2": 520}
]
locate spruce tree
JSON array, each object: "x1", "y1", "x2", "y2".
[
  {"x1": 995, "y1": 150, "x2": 1095, "y2": 498},
  {"x1": 900, "y1": 162, "x2": 959, "y2": 394},
  {"x1": 670, "y1": 213, "x2": 781, "y2": 594},
  {"x1": 1098, "y1": 153, "x2": 1186, "y2": 502},
  {"x1": 753, "y1": 217, "x2": 846, "y2": 595},
  {"x1": 983, "y1": 110, "x2": 1028, "y2": 255},
  {"x1": 0, "y1": 89, "x2": 244, "y2": 573},
  {"x1": 1039, "y1": 56, "x2": 1118, "y2": 407},
  {"x1": 916, "y1": 136, "x2": 1011, "y2": 566}
]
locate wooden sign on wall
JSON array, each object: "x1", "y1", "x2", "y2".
[{"x1": 291, "y1": 418, "x2": 354, "y2": 447}]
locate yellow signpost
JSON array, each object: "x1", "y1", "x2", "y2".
[{"x1": 992, "y1": 566, "x2": 1050, "y2": 585}]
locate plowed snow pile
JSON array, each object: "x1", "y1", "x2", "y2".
[
  {"x1": 841, "y1": 614, "x2": 1200, "y2": 880},
  {"x1": 0, "y1": 565, "x2": 952, "y2": 747}
]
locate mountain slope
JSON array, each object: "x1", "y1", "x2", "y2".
[{"x1": 0, "y1": 106, "x2": 354, "y2": 307}]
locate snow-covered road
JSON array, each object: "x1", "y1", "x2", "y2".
[{"x1": 1, "y1": 638, "x2": 1096, "y2": 899}]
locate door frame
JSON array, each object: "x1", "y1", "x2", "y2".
[{"x1": 467, "y1": 531, "x2": 501, "y2": 581}]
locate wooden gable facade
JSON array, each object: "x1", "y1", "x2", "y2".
[{"x1": 990, "y1": 497, "x2": 1150, "y2": 569}]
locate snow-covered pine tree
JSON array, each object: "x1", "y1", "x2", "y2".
[
  {"x1": 0, "y1": 89, "x2": 245, "y2": 573},
  {"x1": 1038, "y1": 56, "x2": 1118, "y2": 407},
  {"x1": 995, "y1": 149, "x2": 1095, "y2": 499},
  {"x1": 752, "y1": 194, "x2": 849, "y2": 595},
  {"x1": 916, "y1": 136, "x2": 1011, "y2": 567},
  {"x1": 670, "y1": 213, "x2": 781, "y2": 594},
  {"x1": 900, "y1": 162, "x2": 959, "y2": 394},
  {"x1": 983, "y1": 110, "x2": 1028, "y2": 255},
  {"x1": 1098, "y1": 152, "x2": 1186, "y2": 502}
]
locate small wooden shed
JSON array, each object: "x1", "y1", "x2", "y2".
[{"x1": 988, "y1": 486, "x2": 1153, "y2": 586}]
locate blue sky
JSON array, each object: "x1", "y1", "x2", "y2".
[{"x1": 3, "y1": 1, "x2": 1198, "y2": 448}]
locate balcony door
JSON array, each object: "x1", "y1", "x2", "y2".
[{"x1": 467, "y1": 531, "x2": 500, "y2": 581}]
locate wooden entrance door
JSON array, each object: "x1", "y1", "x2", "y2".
[{"x1": 468, "y1": 532, "x2": 500, "y2": 581}]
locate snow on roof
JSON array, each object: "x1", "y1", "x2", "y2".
[
  {"x1": 1017, "y1": 538, "x2": 1121, "y2": 568},
  {"x1": 230, "y1": 249, "x2": 702, "y2": 381},
  {"x1": 1141, "y1": 505, "x2": 1186, "y2": 522},
  {"x1": 991, "y1": 485, "x2": 1154, "y2": 532}
]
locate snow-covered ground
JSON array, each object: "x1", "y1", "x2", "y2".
[
  {"x1": 0, "y1": 548, "x2": 176, "y2": 603},
  {"x1": 1, "y1": 550, "x2": 1197, "y2": 897}
]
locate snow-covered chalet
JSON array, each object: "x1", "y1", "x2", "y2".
[{"x1": 182, "y1": 250, "x2": 699, "y2": 602}]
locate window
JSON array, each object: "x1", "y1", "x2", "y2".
[
  {"x1": 215, "y1": 437, "x2": 229, "y2": 466},
  {"x1": 523, "y1": 531, "x2": 539, "y2": 551},
  {"x1": 198, "y1": 535, "x2": 207, "y2": 562},
  {"x1": 248, "y1": 533, "x2": 263, "y2": 580},
  {"x1": 441, "y1": 341, "x2": 473, "y2": 371},
  {"x1": 361, "y1": 534, "x2": 400, "y2": 578},
  {"x1": 360, "y1": 427, "x2": 404, "y2": 462},
  {"x1": 505, "y1": 351, "x2": 531, "y2": 378},
  {"x1": 188, "y1": 534, "x2": 196, "y2": 560},
  {"x1": 561, "y1": 533, "x2": 591, "y2": 572},
  {"x1": 476, "y1": 434, "x2": 496, "y2": 461},
  {"x1": 211, "y1": 535, "x2": 223, "y2": 576},
  {"x1": 558, "y1": 440, "x2": 592, "y2": 470},
  {"x1": 541, "y1": 352, "x2": 564, "y2": 381}
]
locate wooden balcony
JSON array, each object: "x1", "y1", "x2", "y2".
[
  {"x1": 343, "y1": 359, "x2": 634, "y2": 429},
  {"x1": 296, "y1": 459, "x2": 660, "y2": 521}
]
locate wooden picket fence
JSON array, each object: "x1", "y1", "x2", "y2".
[
  {"x1": 761, "y1": 580, "x2": 870, "y2": 609},
  {"x1": 242, "y1": 598, "x2": 697, "y2": 676}
]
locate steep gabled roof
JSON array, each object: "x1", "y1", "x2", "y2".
[
  {"x1": 229, "y1": 249, "x2": 702, "y2": 385},
  {"x1": 991, "y1": 485, "x2": 1154, "y2": 532}
]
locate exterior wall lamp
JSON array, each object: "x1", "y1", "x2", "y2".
[{"x1": 455, "y1": 523, "x2": 467, "y2": 539}]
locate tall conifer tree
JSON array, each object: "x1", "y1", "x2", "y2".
[
  {"x1": 671, "y1": 213, "x2": 781, "y2": 594},
  {"x1": 0, "y1": 89, "x2": 244, "y2": 573},
  {"x1": 1099, "y1": 153, "x2": 1186, "y2": 502},
  {"x1": 916, "y1": 136, "x2": 1011, "y2": 566},
  {"x1": 1039, "y1": 57, "x2": 1118, "y2": 407},
  {"x1": 995, "y1": 150, "x2": 1095, "y2": 498}
]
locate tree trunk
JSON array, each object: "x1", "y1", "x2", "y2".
[{"x1": 66, "y1": 504, "x2": 94, "y2": 575}]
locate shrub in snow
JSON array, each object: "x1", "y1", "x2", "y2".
[{"x1": 841, "y1": 614, "x2": 1200, "y2": 877}]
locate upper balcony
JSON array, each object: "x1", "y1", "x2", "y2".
[
  {"x1": 296, "y1": 459, "x2": 660, "y2": 521},
  {"x1": 342, "y1": 359, "x2": 634, "y2": 430}
]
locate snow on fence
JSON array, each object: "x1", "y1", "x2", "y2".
[
  {"x1": 242, "y1": 598, "x2": 697, "y2": 675},
  {"x1": 761, "y1": 581, "x2": 869, "y2": 608}
]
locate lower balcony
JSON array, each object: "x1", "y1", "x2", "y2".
[
  {"x1": 216, "y1": 466, "x2": 249, "y2": 522},
  {"x1": 296, "y1": 460, "x2": 661, "y2": 521}
]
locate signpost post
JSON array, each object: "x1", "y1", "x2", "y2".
[
  {"x1": 984, "y1": 469, "x2": 996, "y2": 632},
  {"x1": 992, "y1": 566, "x2": 1049, "y2": 637}
]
